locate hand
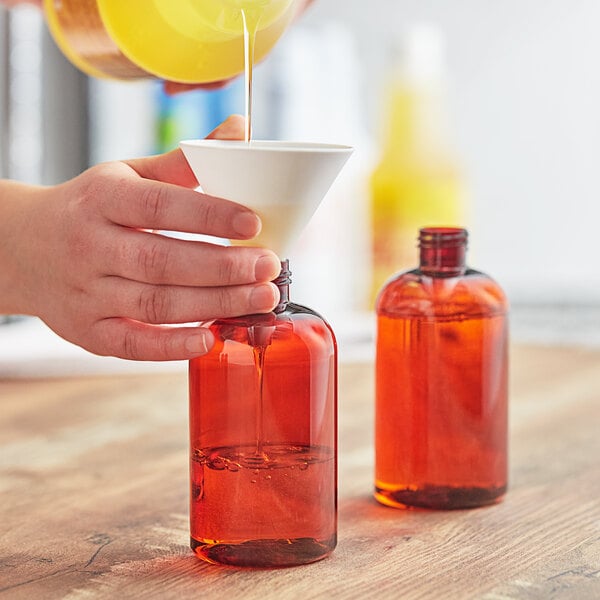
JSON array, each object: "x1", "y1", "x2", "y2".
[{"x1": 1, "y1": 115, "x2": 281, "y2": 360}]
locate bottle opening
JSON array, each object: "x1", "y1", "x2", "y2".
[
  {"x1": 419, "y1": 227, "x2": 467, "y2": 275},
  {"x1": 419, "y1": 227, "x2": 468, "y2": 247}
]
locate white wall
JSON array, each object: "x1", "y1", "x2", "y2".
[{"x1": 300, "y1": 0, "x2": 600, "y2": 304}]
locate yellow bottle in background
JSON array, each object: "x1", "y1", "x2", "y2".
[
  {"x1": 43, "y1": 0, "x2": 297, "y2": 83},
  {"x1": 370, "y1": 24, "x2": 466, "y2": 305}
]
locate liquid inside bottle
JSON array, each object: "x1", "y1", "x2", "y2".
[
  {"x1": 189, "y1": 261, "x2": 337, "y2": 567},
  {"x1": 375, "y1": 228, "x2": 508, "y2": 509}
]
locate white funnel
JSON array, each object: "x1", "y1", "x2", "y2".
[{"x1": 179, "y1": 140, "x2": 353, "y2": 256}]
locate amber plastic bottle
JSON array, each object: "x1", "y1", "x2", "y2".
[
  {"x1": 375, "y1": 227, "x2": 508, "y2": 510},
  {"x1": 189, "y1": 261, "x2": 337, "y2": 567}
]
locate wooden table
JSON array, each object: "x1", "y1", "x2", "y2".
[{"x1": 1, "y1": 345, "x2": 599, "y2": 599}]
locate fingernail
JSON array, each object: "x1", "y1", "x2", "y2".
[
  {"x1": 232, "y1": 211, "x2": 260, "y2": 238},
  {"x1": 185, "y1": 330, "x2": 214, "y2": 357},
  {"x1": 250, "y1": 283, "x2": 278, "y2": 311},
  {"x1": 254, "y1": 254, "x2": 280, "y2": 281}
]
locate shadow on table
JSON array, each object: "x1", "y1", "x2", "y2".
[
  {"x1": 337, "y1": 494, "x2": 440, "y2": 541},
  {"x1": 95, "y1": 496, "x2": 447, "y2": 591}
]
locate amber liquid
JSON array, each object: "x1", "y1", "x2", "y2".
[
  {"x1": 190, "y1": 444, "x2": 335, "y2": 566},
  {"x1": 189, "y1": 304, "x2": 337, "y2": 567},
  {"x1": 375, "y1": 271, "x2": 508, "y2": 509}
]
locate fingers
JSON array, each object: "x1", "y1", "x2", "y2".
[
  {"x1": 98, "y1": 174, "x2": 261, "y2": 240},
  {"x1": 206, "y1": 114, "x2": 245, "y2": 140},
  {"x1": 103, "y1": 116, "x2": 251, "y2": 237},
  {"x1": 66, "y1": 113, "x2": 270, "y2": 363},
  {"x1": 90, "y1": 319, "x2": 215, "y2": 361},
  {"x1": 96, "y1": 276, "x2": 280, "y2": 324},
  {"x1": 163, "y1": 80, "x2": 234, "y2": 95},
  {"x1": 125, "y1": 149, "x2": 198, "y2": 188},
  {"x1": 101, "y1": 231, "x2": 280, "y2": 286}
]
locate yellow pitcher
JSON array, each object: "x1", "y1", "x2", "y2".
[{"x1": 43, "y1": 0, "x2": 298, "y2": 83}]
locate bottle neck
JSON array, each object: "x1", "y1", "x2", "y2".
[
  {"x1": 419, "y1": 227, "x2": 467, "y2": 277},
  {"x1": 273, "y1": 259, "x2": 291, "y2": 313}
]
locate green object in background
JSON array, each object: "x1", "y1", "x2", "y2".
[{"x1": 155, "y1": 82, "x2": 242, "y2": 153}]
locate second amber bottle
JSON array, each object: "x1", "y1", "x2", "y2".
[{"x1": 375, "y1": 228, "x2": 508, "y2": 510}]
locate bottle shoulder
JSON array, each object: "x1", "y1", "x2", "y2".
[
  {"x1": 206, "y1": 303, "x2": 336, "y2": 351},
  {"x1": 376, "y1": 268, "x2": 508, "y2": 320}
]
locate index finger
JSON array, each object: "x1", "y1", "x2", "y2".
[{"x1": 100, "y1": 174, "x2": 261, "y2": 240}]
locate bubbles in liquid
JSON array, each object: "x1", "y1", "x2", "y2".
[
  {"x1": 191, "y1": 483, "x2": 203, "y2": 500},
  {"x1": 194, "y1": 444, "x2": 333, "y2": 474},
  {"x1": 211, "y1": 457, "x2": 226, "y2": 471}
]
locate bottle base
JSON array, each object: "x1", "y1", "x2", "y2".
[
  {"x1": 190, "y1": 534, "x2": 336, "y2": 568},
  {"x1": 375, "y1": 484, "x2": 506, "y2": 510}
]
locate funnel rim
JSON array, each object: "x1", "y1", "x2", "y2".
[{"x1": 180, "y1": 139, "x2": 354, "y2": 154}]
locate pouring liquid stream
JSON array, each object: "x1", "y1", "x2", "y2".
[
  {"x1": 252, "y1": 344, "x2": 268, "y2": 461},
  {"x1": 241, "y1": 8, "x2": 259, "y2": 142},
  {"x1": 246, "y1": 324, "x2": 274, "y2": 466},
  {"x1": 241, "y1": 6, "x2": 267, "y2": 460}
]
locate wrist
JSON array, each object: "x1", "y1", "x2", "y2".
[{"x1": 0, "y1": 179, "x2": 46, "y2": 315}]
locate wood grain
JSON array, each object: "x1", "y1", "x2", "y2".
[{"x1": 1, "y1": 345, "x2": 599, "y2": 599}]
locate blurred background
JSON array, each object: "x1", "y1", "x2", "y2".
[{"x1": 1, "y1": 0, "x2": 600, "y2": 374}]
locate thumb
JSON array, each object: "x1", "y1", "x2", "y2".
[
  {"x1": 124, "y1": 148, "x2": 198, "y2": 188},
  {"x1": 206, "y1": 114, "x2": 246, "y2": 140},
  {"x1": 123, "y1": 115, "x2": 245, "y2": 186}
]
